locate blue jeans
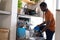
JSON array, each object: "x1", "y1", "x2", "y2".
[
  {"x1": 46, "y1": 29, "x2": 54, "y2": 40},
  {"x1": 40, "y1": 25, "x2": 54, "y2": 40}
]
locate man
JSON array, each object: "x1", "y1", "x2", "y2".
[{"x1": 39, "y1": 2, "x2": 55, "y2": 40}]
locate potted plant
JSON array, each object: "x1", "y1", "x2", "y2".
[{"x1": 18, "y1": 0, "x2": 22, "y2": 13}]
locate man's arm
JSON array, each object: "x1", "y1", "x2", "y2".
[
  {"x1": 41, "y1": 21, "x2": 50, "y2": 32},
  {"x1": 40, "y1": 21, "x2": 46, "y2": 25},
  {"x1": 41, "y1": 12, "x2": 53, "y2": 32}
]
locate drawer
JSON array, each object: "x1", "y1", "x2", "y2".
[{"x1": 0, "y1": 28, "x2": 9, "y2": 40}]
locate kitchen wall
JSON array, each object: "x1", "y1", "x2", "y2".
[
  {"x1": 9, "y1": 0, "x2": 18, "y2": 40},
  {"x1": 56, "y1": 10, "x2": 60, "y2": 40},
  {"x1": 45, "y1": 0, "x2": 56, "y2": 20},
  {"x1": 56, "y1": 0, "x2": 60, "y2": 9}
]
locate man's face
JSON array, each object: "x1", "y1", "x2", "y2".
[{"x1": 40, "y1": 6, "x2": 47, "y2": 11}]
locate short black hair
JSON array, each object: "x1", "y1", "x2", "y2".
[{"x1": 40, "y1": 2, "x2": 47, "y2": 7}]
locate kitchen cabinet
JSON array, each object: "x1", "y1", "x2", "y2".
[
  {"x1": 0, "y1": 0, "x2": 18, "y2": 40},
  {"x1": 0, "y1": 10, "x2": 10, "y2": 15},
  {"x1": 0, "y1": 28, "x2": 9, "y2": 40},
  {"x1": 0, "y1": 0, "x2": 11, "y2": 15}
]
